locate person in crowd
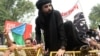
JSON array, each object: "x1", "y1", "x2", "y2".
[
  {"x1": 3, "y1": 30, "x2": 42, "y2": 56},
  {"x1": 63, "y1": 21, "x2": 87, "y2": 51},
  {"x1": 64, "y1": 20, "x2": 100, "y2": 50},
  {"x1": 35, "y1": 0, "x2": 67, "y2": 56}
]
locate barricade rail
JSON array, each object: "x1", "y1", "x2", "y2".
[
  {"x1": 0, "y1": 47, "x2": 43, "y2": 56},
  {"x1": 50, "y1": 50, "x2": 100, "y2": 56},
  {"x1": 0, "y1": 47, "x2": 100, "y2": 56}
]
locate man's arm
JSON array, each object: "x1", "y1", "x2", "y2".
[
  {"x1": 3, "y1": 30, "x2": 14, "y2": 47},
  {"x1": 3, "y1": 30, "x2": 17, "y2": 56}
]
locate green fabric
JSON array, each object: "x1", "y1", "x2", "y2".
[{"x1": 12, "y1": 32, "x2": 25, "y2": 45}]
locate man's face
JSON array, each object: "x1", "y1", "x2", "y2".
[
  {"x1": 42, "y1": 3, "x2": 52, "y2": 14},
  {"x1": 25, "y1": 39, "x2": 32, "y2": 47}
]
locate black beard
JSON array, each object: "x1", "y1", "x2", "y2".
[{"x1": 47, "y1": 9, "x2": 52, "y2": 14}]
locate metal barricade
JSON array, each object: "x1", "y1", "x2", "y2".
[
  {"x1": 0, "y1": 47, "x2": 43, "y2": 56},
  {"x1": 23, "y1": 47, "x2": 43, "y2": 56},
  {"x1": 50, "y1": 50, "x2": 99, "y2": 56}
]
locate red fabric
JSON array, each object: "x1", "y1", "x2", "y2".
[
  {"x1": 4, "y1": 20, "x2": 21, "y2": 32},
  {"x1": 23, "y1": 24, "x2": 32, "y2": 40},
  {"x1": 61, "y1": 4, "x2": 78, "y2": 17}
]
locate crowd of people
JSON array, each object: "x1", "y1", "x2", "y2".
[
  {"x1": 2, "y1": 0, "x2": 100, "y2": 56},
  {"x1": 3, "y1": 29, "x2": 43, "y2": 56}
]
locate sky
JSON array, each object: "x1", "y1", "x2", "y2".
[{"x1": 29, "y1": 0, "x2": 100, "y2": 32}]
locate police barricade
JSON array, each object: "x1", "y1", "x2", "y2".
[
  {"x1": 50, "y1": 50, "x2": 100, "y2": 56},
  {"x1": 0, "y1": 47, "x2": 43, "y2": 56}
]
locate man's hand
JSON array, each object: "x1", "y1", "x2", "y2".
[
  {"x1": 55, "y1": 49, "x2": 65, "y2": 56},
  {"x1": 89, "y1": 40, "x2": 98, "y2": 46},
  {"x1": 89, "y1": 40, "x2": 100, "y2": 49},
  {"x1": 8, "y1": 44, "x2": 17, "y2": 52}
]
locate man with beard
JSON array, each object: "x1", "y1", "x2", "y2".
[{"x1": 35, "y1": 0, "x2": 67, "y2": 56}]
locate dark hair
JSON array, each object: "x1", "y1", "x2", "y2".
[
  {"x1": 36, "y1": 0, "x2": 51, "y2": 10},
  {"x1": 25, "y1": 38, "x2": 33, "y2": 43}
]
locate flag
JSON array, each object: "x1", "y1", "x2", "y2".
[
  {"x1": 4, "y1": 20, "x2": 21, "y2": 33},
  {"x1": 11, "y1": 24, "x2": 26, "y2": 35},
  {"x1": 23, "y1": 24, "x2": 32, "y2": 40},
  {"x1": 11, "y1": 24, "x2": 26, "y2": 45},
  {"x1": 4, "y1": 20, "x2": 32, "y2": 45}
]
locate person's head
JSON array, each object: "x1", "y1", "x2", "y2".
[
  {"x1": 36, "y1": 0, "x2": 53, "y2": 14},
  {"x1": 25, "y1": 38, "x2": 33, "y2": 47}
]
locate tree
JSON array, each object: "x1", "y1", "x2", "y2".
[
  {"x1": 89, "y1": 4, "x2": 100, "y2": 29},
  {"x1": 0, "y1": 0, "x2": 35, "y2": 32}
]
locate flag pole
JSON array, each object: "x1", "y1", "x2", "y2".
[{"x1": 77, "y1": 0, "x2": 84, "y2": 13}]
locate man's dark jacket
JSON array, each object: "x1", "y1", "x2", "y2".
[{"x1": 35, "y1": 10, "x2": 67, "y2": 51}]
